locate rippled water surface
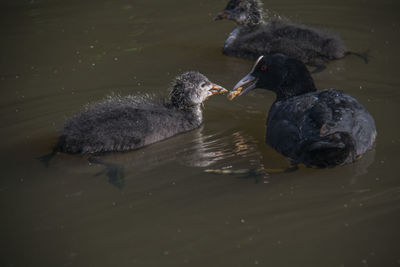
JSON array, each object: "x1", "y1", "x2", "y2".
[{"x1": 1, "y1": 0, "x2": 400, "y2": 266}]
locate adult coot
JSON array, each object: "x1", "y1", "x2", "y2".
[
  {"x1": 228, "y1": 54, "x2": 376, "y2": 167},
  {"x1": 215, "y1": 0, "x2": 366, "y2": 70},
  {"x1": 57, "y1": 71, "x2": 227, "y2": 154}
]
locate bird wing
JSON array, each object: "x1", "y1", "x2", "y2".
[
  {"x1": 266, "y1": 89, "x2": 376, "y2": 162},
  {"x1": 61, "y1": 97, "x2": 172, "y2": 153}
]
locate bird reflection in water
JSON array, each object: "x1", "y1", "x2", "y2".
[{"x1": 88, "y1": 128, "x2": 262, "y2": 188}]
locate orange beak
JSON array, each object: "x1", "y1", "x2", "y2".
[
  {"x1": 208, "y1": 83, "x2": 228, "y2": 97},
  {"x1": 214, "y1": 10, "x2": 229, "y2": 20}
]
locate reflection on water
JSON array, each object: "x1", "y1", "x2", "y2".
[
  {"x1": 81, "y1": 123, "x2": 376, "y2": 189},
  {"x1": 79, "y1": 127, "x2": 263, "y2": 188},
  {"x1": 178, "y1": 129, "x2": 261, "y2": 167},
  {"x1": 348, "y1": 148, "x2": 376, "y2": 183}
]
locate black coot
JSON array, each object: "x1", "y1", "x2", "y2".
[{"x1": 228, "y1": 54, "x2": 376, "y2": 167}]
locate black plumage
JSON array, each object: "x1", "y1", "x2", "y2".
[
  {"x1": 215, "y1": 0, "x2": 348, "y2": 65},
  {"x1": 229, "y1": 54, "x2": 376, "y2": 167},
  {"x1": 57, "y1": 71, "x2": 227, "y2": 154}
]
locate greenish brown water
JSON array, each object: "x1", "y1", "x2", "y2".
[{"x1": 1, "y1": 0, "x2": 400, "y2": 266}]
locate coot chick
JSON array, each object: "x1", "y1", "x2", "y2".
[
  {"x1": 228, "y1": 54, "x2": 376, "y2": 167},
  {"x1": 57, "y1": 71, "x2": 227, "y2": 154},
  {"x1": 215, "y1": 0, "x2": 365, "y2": 68}
]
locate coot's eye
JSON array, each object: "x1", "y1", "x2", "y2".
[
  {"x1": 200, "y1": 82, "x2": 207, "y2": 88},
  {"x1": 261, "y1": 65, "x2": 267, "y2": 71}
]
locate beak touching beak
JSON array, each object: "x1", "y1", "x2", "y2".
[
  {"x1": 207, "y1": 83, "x2": 228, "y2": 97},
  {"x1": 214, "y1": 10, "x2": 229, "y2": 20},
  {"x1": 228, "y1": 73, "x2": 258, "y2": 100},
  {"x1": 228, "y1": 55, "x2": 264, "y2": 100}
]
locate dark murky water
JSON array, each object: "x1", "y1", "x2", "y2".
[{"x1": 1, "y1": 0, "x2": 400, "y2": 266}]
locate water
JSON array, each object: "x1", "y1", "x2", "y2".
[{"x1": 1, "y1": 0, "x2": 400, "y2": 266}]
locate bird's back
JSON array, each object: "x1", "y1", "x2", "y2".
[
  {"x1": 266, "y1": 89, "x2": 376, "y2": 167},
  {"x1": 224, "y1": 21, "x2": 346, "y2": 64},
  {"x1": 58, "y1": 95, "x2": 198, "y2": 154},
  {"x1": 270, "y1": 21, "x2": 346, "y2": 62}
]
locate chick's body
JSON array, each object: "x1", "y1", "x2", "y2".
[
  {"x1": 224, "y1": 21, "x2": 345, "y2": 64},
  {"x1": 216, "y1": 0, "x2": 346, "y2": 65},
  {"x1": 57, "y1": 72, "x2": 226, "y2": 154},
  {"x1": 59, "y1": 96, "x2": 201, "y2": 153}
]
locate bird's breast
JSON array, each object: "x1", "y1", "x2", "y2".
[{"x1": 224, "y1": 28, "x2": 241, "y2": 49}]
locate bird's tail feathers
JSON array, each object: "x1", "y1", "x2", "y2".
[{"x1": 345, "y1": 49, "x2": 370, "y2": 64}]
